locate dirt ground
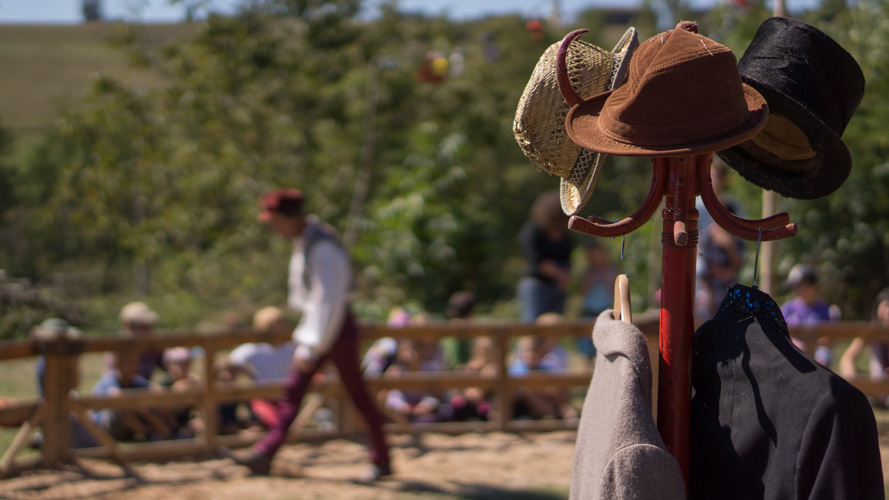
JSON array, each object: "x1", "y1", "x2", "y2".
[
  {"x1": 2, "y1": 428, "x2": 888, "y2": 500},
  {"x1": 0, "y1": 431, "x2": 576, "y2": 500}
]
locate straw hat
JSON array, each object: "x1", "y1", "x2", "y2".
[
  {"x1": 514, "y1": 27, "x2": 638, "y2": 215},
  {"x1": 31, "y1": 318, "x2": 82, "y2": 341},
  {"x1": 565, "y1": 25, "x2": 768, "y2": 157},
  {"x1": 119, "y1": 301, "x2": 159, "y2": 326},
  {"x1": 252, "y1": 306, "x2": 286, "y2": 333},
  {"x1": 163, "y1": 347, "x2": 192, "y2": 364}
]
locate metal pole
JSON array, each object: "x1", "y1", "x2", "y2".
[{"x1": 760, "y1": 0, "x2": 786, "y2": 295}]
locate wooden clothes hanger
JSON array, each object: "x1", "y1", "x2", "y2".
[
  {"x1": 613, "y1": 236, "x2": 632, "y2": 323},
  {"x1": 614, "y1": 274, "x2": 632, "y2": 323}
]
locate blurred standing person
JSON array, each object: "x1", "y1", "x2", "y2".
[
  {"x1": 517, "y1": 192, "x2": 574, "y2": 322},
  {"x1": 578, "y1": 240, "x2": 618, "y2": 362},
  {"x1": 697, "y1": 219, "x2": 744, "y2": 317},
  {"x1": 230, "y1": 189, "x2": 391, "y2": 482},
  {"x1": 695, "y1": 159, "x2": 744, "y2": 321}
]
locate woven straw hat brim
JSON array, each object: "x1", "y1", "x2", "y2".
[
  {"x1": 559, "y1": 27, "x2": 638, "y2": 216},
  {"x1": 514, "y1": 42, "x2": 614, "y2": 178},
  {"x1": 560, "y1": 149, "x2": 606, "y2": 215},
  {"x1": 565, "y1": 84, "x2": 769, "y2": 157}
]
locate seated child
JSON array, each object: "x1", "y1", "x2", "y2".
[
  {"x1": 158, "y1": 347, "x2": 202, "y2": 438},
  {"x1": 92, "y1": 350, "x2": 170, "y2": 442},
  {"x1": 449, "y1": 336, "x2": 497, "y2": 421},
  {"x1": 384, "y1": 339, "x2": 453, "y2": 423},
  {"x1": 509, "y1": 335, "x2": 577, "y2": 420},
  {"x1": 31, "y1": 318, "x2": 99, "y2": 449},
  {"x1": 221, "y1": 306, "x2": 296, "y2": 429}
]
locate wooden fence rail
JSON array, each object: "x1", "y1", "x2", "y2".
[{"x1": 1, "y1": 313, "x2": 888, "y2": 478}]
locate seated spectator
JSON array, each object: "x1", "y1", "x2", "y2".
[
  {"x1": 384, "y1": 339, "x2": 453, "y2": 423},
  {"x1": 32, "y1": 318, "x2": 99, "y2": 449},
  {"x1": 157, "y1": 347, "x2": 201, "y2": 438},
  {"x1": 361, "y1": 307, "x2": 408, "y2": 377},
  {"x1": 509, "y1": 335, "x2": 577, "y2": 420},
  {"x1": 221, "y1": 306, "x2": 296, "y2": 430},
  {"x1": 440, "y1": 291, "x2": 478, "y2": 370},
  {"x1": 93, "y1": 349, "x2": 170, "y2": 442},
  {"x1": 781, "y1": 264, "x2": 838, "y2": 366},
  {"x1": 449, "y1": 335, "x2": 496, "y2": 421},
  {"x1": 104, "y1": 301, "x2": 165, "y2": 381},
  {"x1": 534, "y1": 312, "x2": 570, "y2": 371},
  {"x1": 840, "y1": 288, "x2": 889, "y2": 406}
]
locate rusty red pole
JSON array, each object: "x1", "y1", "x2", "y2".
[{"x1": 657, "y1": 155, "x2": 699, "y2": 489}]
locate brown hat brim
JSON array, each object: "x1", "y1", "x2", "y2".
[{"x1": 565, "y1": 84, "x2": 769, "y2": 157}]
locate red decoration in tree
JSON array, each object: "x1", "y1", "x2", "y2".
[{"x1": 526, "y1": 19, "x2": 543, "y2": 40}]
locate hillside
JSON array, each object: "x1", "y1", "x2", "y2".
[{"x1": 0, "y1": 22, "x2": 194, "y2": 132}]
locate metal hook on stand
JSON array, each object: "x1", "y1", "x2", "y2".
[
  {"x1": 696, "y1": 155, "x2": 798, "y2": 241},
  {"x1": 568, "y1": 159, "x2": 668, "y2": 238},
  {"x1": 620, "y1": 236, "x2": 626, "y2": 275},
  {"x1": 752, "y1": 227, "x2": 763, "y2": 289}
]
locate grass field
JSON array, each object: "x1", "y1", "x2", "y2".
[
  {"x1": 0, "y1": 352, "x2": 106, "y2": 457},
  {"x1": 0, "y1": 22, "x2": 194, "y2": 164}
]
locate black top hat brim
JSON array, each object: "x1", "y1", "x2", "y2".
[{"x1": 717, "y1": 80, "x2": 851, "y2": 200}]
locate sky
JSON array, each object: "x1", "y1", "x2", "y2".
[{"x1": 0, "y1": 0, "x2": 819, "y2": 24}]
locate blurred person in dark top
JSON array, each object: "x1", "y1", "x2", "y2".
[{"x1": 517, "y1": 192, "x2": 574, "y2": 323}]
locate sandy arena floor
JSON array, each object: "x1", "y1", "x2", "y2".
[{"x1": 0, "y1": 431, "x2": 577, "y2": 500}]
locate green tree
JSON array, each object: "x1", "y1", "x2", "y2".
[{"x1": 5, "y1": 2, "x2": 568, "y2": 332}]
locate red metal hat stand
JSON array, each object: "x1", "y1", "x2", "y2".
[{"x1": 557, "y1": 30, "x2": 799, "y2": 488}]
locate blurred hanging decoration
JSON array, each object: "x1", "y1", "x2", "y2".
[
  {"x1": 526, "y1": 19, "x2": 544, "y2": 40},
  {"x1": 449, "y1": 49, "x2": 465, "y2": 78},
  {"x1": 481, "y1": 32, "x2": 501, "y2": 63},
  {"x1": 417, "y1": 52, "x2": 449, "y2": 83}
]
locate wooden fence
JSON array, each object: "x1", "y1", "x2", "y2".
[{"x1": 1, "y1": 314, "x2": 888, "y2": 478}]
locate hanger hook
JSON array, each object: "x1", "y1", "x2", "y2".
[
  {"x1": 753, "y1": 227, "x2": 763, "y2": 289},
  {"x1": 620, "y1": 235, "x2": 626, "y2": 275}
]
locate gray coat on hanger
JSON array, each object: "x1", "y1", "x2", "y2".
[{"x1": 570, "y1": 310, "x2": 686, "y2": 500}]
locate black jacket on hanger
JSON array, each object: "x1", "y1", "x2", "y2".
[{"x1": 690, "y1": 284, "x2": 883, "y2": 500}]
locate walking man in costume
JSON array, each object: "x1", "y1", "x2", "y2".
[{"x1": 230, "y1": 188, "x2": 391, "y2": 481}]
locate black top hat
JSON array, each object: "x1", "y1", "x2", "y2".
[{"x1": 716, "y1": 17, "x2": 865, "y2": 199}]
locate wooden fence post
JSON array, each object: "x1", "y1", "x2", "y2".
[
  {"x1": 200, "y1": 341, "x2": 218, "y2": 454},
  {"x1": 494, "y1": 327, "x2": 511, "y2": 431},
  {"x1": 40, "y1": 339, "x2": 80, "y2": 467}
]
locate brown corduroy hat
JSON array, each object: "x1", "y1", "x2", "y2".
[
  {"x1": 565, "y1": 25, "x2": 768, "y2": 157},
  {"x1": 514, "y1": 28, "x2": 638, "y2": 215}
]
